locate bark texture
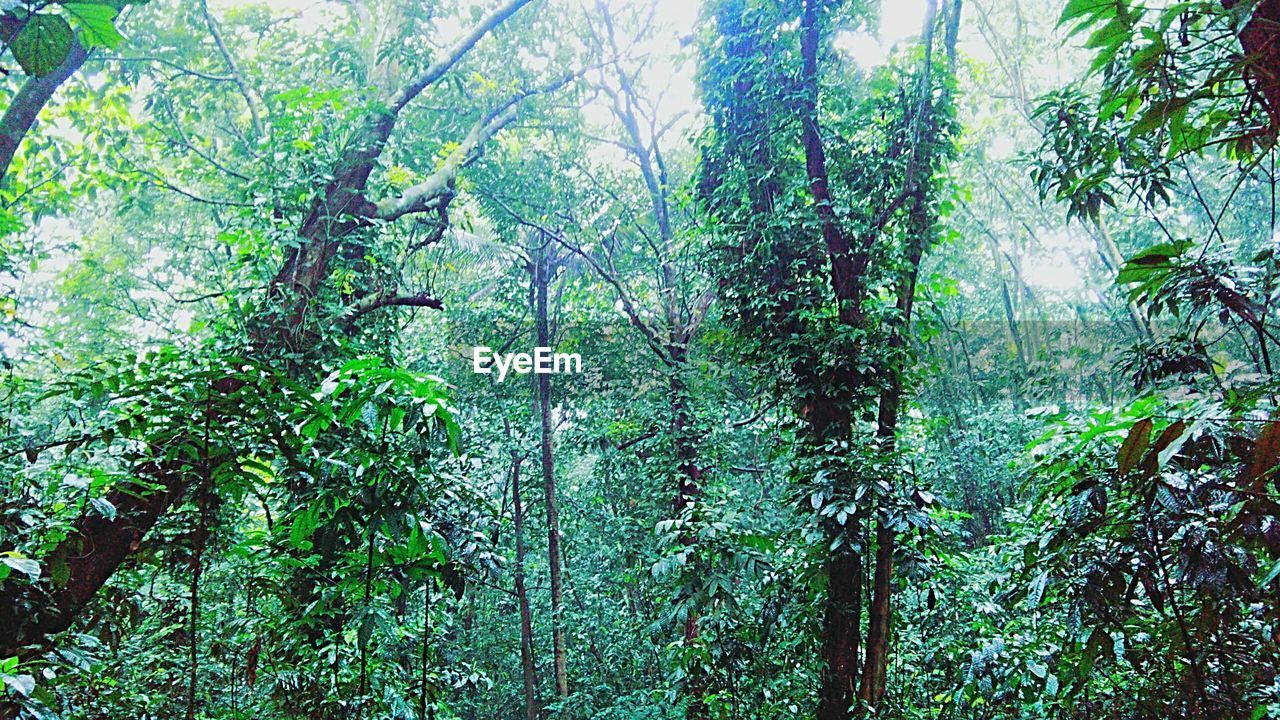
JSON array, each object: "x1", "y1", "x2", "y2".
[
  {"x1": 0, "y1": 461, "x2": 188, "y2": 656},
  {"x1": 798, "y1": 3, "x2": 867, "y2": 714},
  {"x1": 1229, "y1": 0, "x2": 1280, "y2": 135}
]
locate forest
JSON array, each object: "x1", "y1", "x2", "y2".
[{"x1": 1, "y1": 0, "x2": 1279, "y2": 717}]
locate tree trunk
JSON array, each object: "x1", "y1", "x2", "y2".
[
  {"x1": 424, "y1": 576, "x2": 440, "y2": 720},
  {"x1": 984, "y1": 234, "x2": 1027, "y2": 366},
  {"x1": 533, "y1": 242, "x2": 569, "y2": 700},
  {"x1": 859, "y1": 1, "x2": 961, "y2": 704},
  {"x1": 817, "y1": 531, "x2": 862, "y2": 720},
  {"x1": 859, "y1": 217, "x2": 921, "y2": 708},
  {"x1": 0, "y1": 459, "x2": 192, "y2": 656},
  {"x1": 0, "y1": 38, "x2": 88, "y2": 185},
  {"x1": 668, "y1": 349, "x2": 710, "y2": 720},
  {"x1": 857, "y1": 519, "x2": 894, "y2": 709},
  {"x1": 797, "y1": 4, "x2": 869, "y2": 717},
  {"x1": 511, "y1": 452, "x2": 541, "y2": 720},
  {"x1": 1226, "y1": 0, "x2": 1280, "y2": 136},
  {"x1": 1087, "y1": 217, "x2": 1151, "y2": 339}
]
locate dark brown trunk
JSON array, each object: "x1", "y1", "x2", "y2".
[
  {"x1": 0, "y1": 459, "x2": 191, "y2": 657},
  {"x1": 859, "y1": 0, "x2": 961, "y2": 707},
  {"x1": 0, "y1": 106, "x2": 396, "y2": 655},
  {"x1": 799, "y1": 0, "x2": 862, "y2": 326},
  {"x1": 1227, "y1": 0, "x2": 1280, "y2": 136},
  {"x1": 511, "y1": 453, "x2": 540, "y2": 720},
  {"x1": 798, "y1": 4, "x2": 869, "y2": 717},
  {"x1": 817, "y1": 538, "x2": 862, "y2": 720},
  {"x1": 810, "y1": 390, "x2": 862, "y2": 720},
  {"x1": 857, "y1": 520, "x2": 894, "y2": 708},
  {"x1": 858, "y1": 185, "x2": 928, "y2": 717},
  {"x1": 856, "y1": 255, "x2": 916, "y2": 709},
  {"x1": 533, "y1": 244, "x2": 569, "y2": 700},
  {"x1": 260, "y1": 114, "x2": 393, "y2": 346}
]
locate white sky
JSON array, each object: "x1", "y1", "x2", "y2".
[{"x1": 838, "y1": 2, "x2": 932, "y2": 67}]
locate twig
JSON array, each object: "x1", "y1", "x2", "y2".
[
  {"x1": 198, "y1": 0, "x2": 264, "y2": 139},
  {"x1": 99, "y1": 55, "x2": 234, "y2": 83}
]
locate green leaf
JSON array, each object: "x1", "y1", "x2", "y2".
[
  {"x1": 0, "y1": 555, "x2": 40, "y2": 581},
  {"x1": 11, "y1": 14, "x2": 75, "y2": 77},
  {"x1": 2, "y1": 674, "x2": 35, "y2": 697},
  {"x1": 1059, "y1": 0, "x2": 1115, "y2": 29},
  {"x1": 1117, "y1": 240, "x2": 1191, "y2": 285},
  {"x1": 1261, "y1": 559, "x2": 1280, "y2": 588},
  {"x1": 1130, "y1": 96, "x2": 1190, "y2": 139},
  {"x1": 739, "y1": 534, "x2": 778, "y2": 552},
  {"x1": 290, "y1": 507, "x2": 317, "y2": 547},
  {"x1": 61, "y1": 3, "x2": 124, "y2": 48}
]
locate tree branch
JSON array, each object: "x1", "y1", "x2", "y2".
[
  {"x1": 554, "y1": 231, "x2": 673, "y2": 366},
  {"x1": 199, "y1": 0, "x2": 264, "y2": 139},
  {"x1": 114, "y1": 154, "x2": 253, "y2": 207},
  {"x1": 390, "y1": 0, "x2": 539, "y2": 113},
  {"x1": 0, "y1": 39, "x2": 88, "y2": 185},
  {"x1": 338, "y1": 290, "x2": 444, "y2": 326},
  {"x1": 99, "y1": 55, "x2": 235, "y2": 83},
  {"x1": 373, "y1": 71, "x2": 579, "y2": 221},
  {"x1": 481, "y1": 189, "x2": 674, "y2": 365}
]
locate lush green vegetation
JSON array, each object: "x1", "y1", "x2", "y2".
[{"x1": 1, "y1": 0, "x2": 1278, "y2": 718}]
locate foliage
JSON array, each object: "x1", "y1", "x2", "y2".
[{"x1": 2, "y1": 0, "x2": 1279, "y2": 718}]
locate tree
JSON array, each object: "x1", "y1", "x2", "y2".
[
  {"x1": 699, "y1": 0, "x2": 961, "y2": 715},
  {"x1": 2, "y1": 0, "x2": 1278, "y2": 717},
  {"x1": 0, "y1": 0, "x2": 556, "y2": 658}
]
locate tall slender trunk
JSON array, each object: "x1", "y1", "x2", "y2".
[
  {"x1": 187, "y1": 517, "x2": 204, "y2": 720},
  {"x1": 511, "y1": 452, "x2": 540, "y2": 720},
  {"x1": 420, "y1": 579, "x2": 436, "y2": 720},
  {"x1": 859, "y1": 199, "x2": 927, "y2": 709},
  {"x1": 798, "y1": 4, "x2": 866, "y2": 716},
  {"x1": 1088, "y1": 218, "x2": 1151, "y2": 339},
  {"x1": 857, "y1": 521, "x2": 894, "y2": 708},
  {"x1": 860, "y1": 1, "x2": 962, "y2": 706},
  {"x1": 669, "y1": 349, "x2": 710, "y2": 720},
  {"x1": 984, "y1": 234, "x2": 1027, "y2": 366},
  {"x1": 533, "y1": 243, "x2": 569, "y2": 700}
]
